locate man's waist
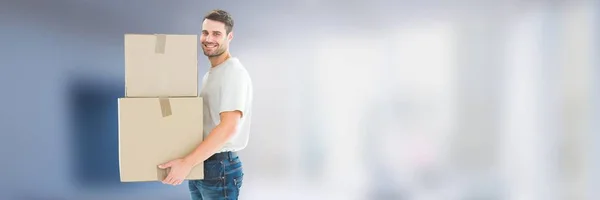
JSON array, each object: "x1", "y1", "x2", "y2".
[{"x1": 206, "y1": 151, "x2": 238, "y2": 162}]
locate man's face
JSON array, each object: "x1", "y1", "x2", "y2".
[{"x1": 200, "y1": 19, "x2": 232, "y2": 57}]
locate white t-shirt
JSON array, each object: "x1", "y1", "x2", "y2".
[{"x1": 200, "y1": 57, "x2": 253, "y2": 152}]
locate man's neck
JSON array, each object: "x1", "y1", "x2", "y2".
[{"x1": 209, "y1": 52, "x2": 231, "y2": 68}]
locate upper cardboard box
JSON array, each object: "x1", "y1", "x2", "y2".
[{"x1": 124, "y1": 34, "x2": 198, "y2": 97}]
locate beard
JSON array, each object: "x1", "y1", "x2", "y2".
[{"x1": 202, "y1": 43, "x2": 227, "y2": 57}]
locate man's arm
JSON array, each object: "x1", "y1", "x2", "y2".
[
  {"x1": 183, "y1": 110, "x2": 242, "y2": 167},
  {"x1": 183, "y1": 68, "x2": 249, "y2": 166}
]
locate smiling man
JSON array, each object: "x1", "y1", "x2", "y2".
[{"x1": 158, "y1": 9, "x2": 253, "y2": 200}]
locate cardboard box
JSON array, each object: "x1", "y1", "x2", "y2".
[
  {"x1": 124, "y1": 34, "x2": 199, "y2": 97},
  {"x1": 118, "y1": 97, "x2": 204, "y2": 182}
]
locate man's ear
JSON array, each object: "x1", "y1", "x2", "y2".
[{"x1": 228, "y1": 31, "x2": 234, "y2": 42}]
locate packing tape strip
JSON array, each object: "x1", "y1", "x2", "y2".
[
  {"x1": 159, "y1": 98, "x2": 172, "y2": 117},
  {"x1": 155, "y1": 34, "x2": 169, "y2": 95},
  {"x1": 157, "y1": 167, "x2": 170, "y2": 180},
  {"x1": 155, "y1": 34, "x2": 170, "y2": 117},
  {"x1": 155, "y1": 34, "x2": 167, "y2": 54}
]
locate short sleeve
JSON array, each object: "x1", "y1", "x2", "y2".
[{"x1": 219, "y1": 68, "x2": 250, "y2": 117}]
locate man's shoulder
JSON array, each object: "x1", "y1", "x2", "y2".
[
  {"x1": 222, "y1": 58, "x2": 250, "y2": 76},
  {"x1": 223, "y1": 57, "x2": 245, "y2": 69}
]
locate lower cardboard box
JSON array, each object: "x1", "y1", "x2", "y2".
[{"x1": 117, "y1": 97, "x2": 204, "y2": 182}]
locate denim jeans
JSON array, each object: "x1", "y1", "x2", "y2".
[{"x1": 188, "y1": 152, "x2": 244, "y2": 200}]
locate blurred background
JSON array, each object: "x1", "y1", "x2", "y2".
[{"x1": 0, "y1": 0, "x2": 598, "y2": 199}]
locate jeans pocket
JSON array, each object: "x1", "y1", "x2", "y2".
[
  {"x1": 233, "y1": 173, "x2": 244, "y2": 188},
  {"x1": 204, "y1": 160, "x2": 224, "y2": 176},
  {"x1": 197, "y1": 161, "x2": 225, "y2": 192}
]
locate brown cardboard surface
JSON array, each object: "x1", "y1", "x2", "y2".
[
  {"x1": 118, "y1": 97, "x2": 204, "y2": 182},
  {"x1": 124, "y1": 34, "x2": 198, "y2": 97}
]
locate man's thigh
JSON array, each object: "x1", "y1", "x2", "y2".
[
  {"x1": 188, "y1": 181, "x2": 203, "y2": 200},
  {"x1": 188, "y1": 156, "x2": 244, "y2": 200}
]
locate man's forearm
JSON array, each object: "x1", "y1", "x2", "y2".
[{"x1": 183, "y1": 123, "x2": 237, "y2": 167}]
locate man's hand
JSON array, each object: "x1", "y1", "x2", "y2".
[{"x1": 158, "y1": 158, "x2": 193, "y2": 185}]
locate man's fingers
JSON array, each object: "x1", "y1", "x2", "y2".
[
  {"x1": 165, "y1": 175, "x2": 178, "y2": 185},
  {"x1": 158, "y1": 161, "x2": 172, "y2": 169},
  {"x1": 160, "y1": 170, "x2": 183, "y2": 186},
  {"x1": 169, "y1": 178, "x2": 179, "y2": 185},
  {"x1": 162, "y1": 175, "x2": 173, "y2": 184}
]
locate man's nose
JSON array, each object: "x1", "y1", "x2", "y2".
[{"x1": 205, "y1": 35, "x2": 213, "y2": 42}]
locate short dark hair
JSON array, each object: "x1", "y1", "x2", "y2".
[{"x1": 203, "y1": 9, "x2": 234, "y2": 34}]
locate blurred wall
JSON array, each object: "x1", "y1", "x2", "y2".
[{"x1": 0, "y1": 1, "x2": 598, "y2": 200}]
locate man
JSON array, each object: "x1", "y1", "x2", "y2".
[{"x1": 157, "y1": 9, "x2": 253, "y2": 200}]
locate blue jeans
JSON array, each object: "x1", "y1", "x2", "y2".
[{"x1": 188, "y1": 152, "x2": 244, "y2": 200}]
